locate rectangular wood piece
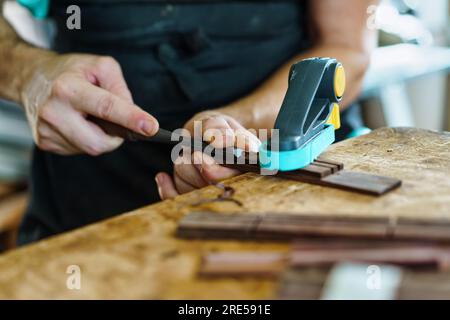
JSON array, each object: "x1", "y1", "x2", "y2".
[
  {"x1": 222, "y1": 153, "x2": 401, "y2": 196},
  {"x1": 197, "y1": 239, "x2": 450, "y2": 278},
  {"x1": 177, "y1": 212, "x2": 450, "y2": 242},
  {"x1": 278, "y1": 267, "x2": 450, "y2": 300}
]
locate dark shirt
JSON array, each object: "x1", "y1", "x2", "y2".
[
  {"x1": 18, "y1": 0, "x2": 361, "y2": 244},
  {"x1": 18, "y1": 0, "x2": 312, "y2": 244}
]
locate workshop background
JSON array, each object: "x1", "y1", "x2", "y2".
[{"x1": 0, "y1": 0, "x2": 449, "y2": 251}]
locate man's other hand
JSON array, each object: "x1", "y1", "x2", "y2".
[
  {"x1": 155, "y1": 111, "x2": 261, "y2": 200},
  {"x1": 21, "y1": 54, "x2": 159, "y2": 156}
]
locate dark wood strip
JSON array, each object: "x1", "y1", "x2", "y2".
[
  {"x1": 223, "y1": 166, "x2": 401, "y2": 196},
  {"x1": 277, "y1": 268, "x2": 326, "y2": 300},
  {"x1": 221, "y1": 162, "x2": 260, "y2": 173},
  {"x1": 309, "y1": 162, "x2": 339, "y2": 173},
  {"x1": 316, "y1": 157, "x2": 345, "y2": 170},
  {"x1": 292, "y1": 238, "x2": 443, "y2": 251},
  {"x1": 255, "y1": 214, "x2": 389, "y2": 240},
  {"x1": 222, "y1": 162, "x2": 335, "y2": 178},
  {"x1": 279, "y1": 268, "x2": 450, "y2": 300},
  {"x1": 398, "y1": 273, "x2": 450, "y2": 299},
  {"x1": 176, "y1": 212, "x2": 260, "y2": 239},
  {"x1": 321, "y1": 171, "x2": 402, "y2": 196},
  {"x1": 221, "y1": 151, "x2": 400, "y2": 196},
  {"x1": 197, "y1": 245, "x2": 449, "y2": 278},
  {"x1": 221, "y1": 153, "x2": 341, "y2": 179},
  {"x1": 177, "y1": 212, "x2": 450, "y2": 242},
  {"x1": 290, "y1": 246, "x2": 445, "y2": 268},
  {"x1": 256, "y1": 221, "x2": 388, "y2": 240},
  {"x1": 393, "y1": 224, "x2": 450, "y2": 242},
  {"x1": 300, "y1": 164, "x2": 333, "y2": 177}
]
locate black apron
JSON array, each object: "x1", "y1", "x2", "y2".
[{"x1": 18, "y1": 0, "x2": 361, "y2": 244}]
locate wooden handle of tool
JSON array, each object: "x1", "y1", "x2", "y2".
[
  {"x1": 88, "y1": 116, "x2": 242, "y2": 161},
  {"x1": 87, "y1": 116, "x2": 178, "y2": 144}
]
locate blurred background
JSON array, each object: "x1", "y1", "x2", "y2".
[{"x1": 0, "y1": 0, "x2": 449, "y2": 251}]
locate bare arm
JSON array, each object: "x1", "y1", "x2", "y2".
[
  {"x1": 208, "y1": 0, "x2": 378, "y2": 130},
  {"x1": 0, "y1": 1, "x2": 50, "y2": 102}
]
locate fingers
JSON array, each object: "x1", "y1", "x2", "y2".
[
  {"x1": 174, "y1": 153, "x2": 209, "y2": 189},
  {"x1": 225, "y1": 117, "x2": 261, "y2": 152},
  {"x1": 159, "y1": 151, "x2": 240, "y2": 199},
  {"x1": 25, "y1": 54, "x2": 159, "y2": 156},
  {"x1": 174, "y1": 174, "x2": 197, "y2": 194},
  {"x1": 156, "y1": 165, "x2": 205, "y2": 200},
  {"x1": 202, "y1": 116, "x2": 235, "y2": 149},
  {"x1": 155, "y1": 172, "x2": 179, "y2": 200},
  {"x1": 43, "y1": 103, "x2": 124, "y2": 156},
  {"x1": 67, "y1": 79, "x2": 159, "y2": 136},
  {"x1": 37, "y1": 120, "x2": 81, "y2": 155},
  {"x1": 201, "y1": 115, "x2": 261, "y2": 152},
  {"x1": 193, "y1": 152, "x2": 240, "y2": 183},
  {"x1": 38, "y1": 138, "x2": 79, "y2": 155},
  {"x1": 158, "y1": 113, "x2": 258, "y2": 198},
  {"x1": 93, "y1": 57, "x2": 134, "y2": 103}
]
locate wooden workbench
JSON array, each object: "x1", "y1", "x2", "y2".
[{"x1": 0, "y1": 127, "x2": 449, "y2": 299}]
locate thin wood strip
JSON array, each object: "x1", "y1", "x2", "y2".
[
  {"x1": 277, "y1": 268, "x2": 327, "y2": 300},
  {"x1": 177, "y1": 212, "x2": 450, "y2": 242},
  {"x1": 175, "y1": 212, "x2": 260, "y2": 239},
  {"x1": 256, "y1": 220, "x2": 388, "y2": 240},
  {"x1": 322, "y1": 171, "x2": 402, "y2": 196},
  {"x1": 221, "y1": 153, "x2": 342, "y2": 179},
  {"x1": 292, "y1": 239, "x2": 442, "y2": 251},
  {"x1": 299, "y1": 164, "x2": 333, "y2": 177},
  {"x1": 279, "y1": 268, "x2": 450, "y2": 300},
  {"x1": 310, "y1": 162, "x2": 339, "y2": 174},
  {"x1": 316, "y1": 157, "x2": 345, "y2": 170},
  {"x1": 398, "y1": 272, "x2": 450, "y2": 299},
  {"x1": 198, "y1": 241, "x2": 450, "y2": 278},
  {"x1": 290, "y1": 247, "x2": 448, "y2": 268},
  {"x1": 222, "y1": 153, "x2": 400, "y2": 196}
]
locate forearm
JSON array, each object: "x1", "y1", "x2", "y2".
[
  {"x1": 0, "y1": 12, "x2": 55, "y2": 103},
  {"x1": 217, "y1": 0, "x2": 378, "y2": 130},
  {"x1": 217, "y1": 45, "x2": 371, "y2": 130}
]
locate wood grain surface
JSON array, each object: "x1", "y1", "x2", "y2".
[{"x1": 0, "y1": 127, "x2": 448, "y2": 299}]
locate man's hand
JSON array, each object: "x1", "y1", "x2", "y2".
[
  {"x1": 21, "y1": 53, "x2": 159, "y2": 155},
  {"x1": 155, "y1": 111, "x2": 261, "y2": 200}
]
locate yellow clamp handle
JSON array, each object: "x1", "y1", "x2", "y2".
[
  {"x1": 334, "y1": 64, "x2": 346, "y2": 99},
  {"x1": 326, "y1": 64, "x2": 345, "y2": 130},
  {"x1": 326, "y1": 103, "x2": 341, "y2": 130}
]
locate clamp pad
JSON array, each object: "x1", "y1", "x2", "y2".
[{"x1": 260, "y1": 124, "x2": 336, "y2": 172}]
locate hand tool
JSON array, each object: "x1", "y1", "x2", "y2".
[
  {"x1": 88, "y1": 59, "x2": 401, "y2": 196},
  {"x1": 88, "y1": 116, "x2": 244, "y2": 160},
  {"x1": 259, "y1": 57, "x2": 345, "y2": 171},
  {"x1": 88, "y1": 117, "x2": 185, "y2": 146},
  {"x1": 89, "y1": 57, "x2": 344, "y2": 172}
]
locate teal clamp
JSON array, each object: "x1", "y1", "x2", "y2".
[
  {"x1": 260, "y1": 124, "x2": 335, "y2": 172},
  {"x1": 17, "y1": 0, "x2": 49, "y2": 19}
]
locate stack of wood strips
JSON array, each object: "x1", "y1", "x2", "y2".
[{"x1": 222, "y1": 154, "x2": 401, "y2": 196}]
